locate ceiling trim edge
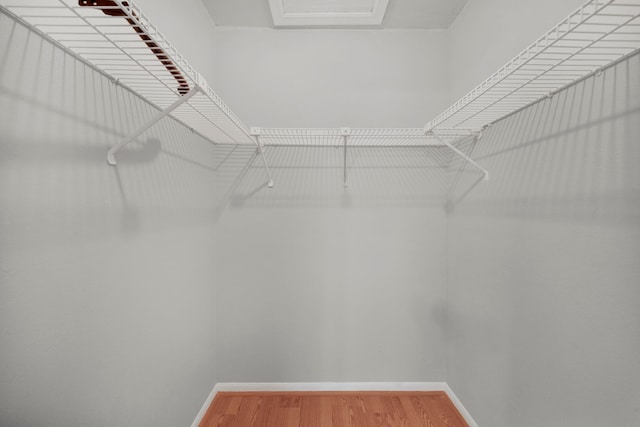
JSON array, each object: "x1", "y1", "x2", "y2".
[{"x1": 268, "y1": 0, "x2": 390, "y2": 27}]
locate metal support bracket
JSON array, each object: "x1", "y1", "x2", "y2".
[
  {"x1": 428, "y1": 130, "x2": 489, "y2": 181},
  {"x1": 341, "y1": 127, "x2": 350, "y2": 188},
  {"x1": 107, "y1": 85, "x2": 201, "y2": 165},
  {"x1": 250, "y1": 127, "x2": 275, "y2": 189}
]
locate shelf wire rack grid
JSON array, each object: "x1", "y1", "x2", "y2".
[
  {"x1": 254, "y1": 128, "x2": 473, "y2": 148},
  {"x1": 1, "y1": 0, "x2": 254, "y2": 145},
  {"x1": 427, "y1": 0, "x2": 640, "y2": 133},
  {"x1": 1, "y1": 0, "x2": 639, "y2": 157}
]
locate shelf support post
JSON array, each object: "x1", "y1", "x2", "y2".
[
  {"x1": 250, "y1": 127, "x2": 275, "y2": 188},
  {"x1": 428, "y1": 130, "x2": 489, "y2": 180},
  {"x1": 341, "y1": 127, "x2": 350, "y2": 188},
  {"x1": 107, "y1": 86, "x2": 201, "y2": 165}
]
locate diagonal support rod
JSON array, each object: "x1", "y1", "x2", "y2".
[
  {"x1": 107, "y1": 86, "x2": 201, "y2": 165},
  {"x1": 430, "y1": 132, "x2": 489, "y2": 181},
  {"x1": 253, "y1": 134, "x2": 275, "y2": 189}
]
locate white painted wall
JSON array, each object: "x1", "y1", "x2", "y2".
[
  {"x1": 3, "y1": 1, "x2": 640, "y2": 425},
  {"x1": 446, "y1": 0, "x2": 586, "y2": 102},
  {"x1": 445, "y1": 52, "x2": 640, "y2": 427},
  {"x1": 212, "y1": 27, "x2": 449, "y2": 128},
  {"x1": 212, "y1": 145, "x2": 450, "y2": 382},
  {"x1": 0, "y1": 10, "x2": 221, "y2": 427}
]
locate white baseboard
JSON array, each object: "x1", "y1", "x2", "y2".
[
  {"x1": 191, "y1": 381, "x2": 476, "y2": 427},
  {"x1": 190, "y1": 385, "x2": 218, "y2": 427},
  {"x1": 443, "y1": 383, "x2": 479, "y2": 427},
  {"x1": 213, "y1": 381, "x2": 448, "y2": 393}
]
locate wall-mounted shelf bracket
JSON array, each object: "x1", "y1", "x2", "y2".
[
  {"x1": 427, "y1": 130, "x2": 490, "y2": 181},
  {"x1": 107, "y1": 85, "x2": 202, "y2": 165},
  {"x1": 340, "y1": 127, "x2": 351, "y2": 188},
  {"x1": 250, "y1": 127, "x2": 275, "y2": 188}
]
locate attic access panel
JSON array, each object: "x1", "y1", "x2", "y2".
[
  {"x1": 283, "y1": 0, "x2": 375, "y2": 14},
  {"x1": 268, "y1": 0, "x2": 390, "y2": 26}
]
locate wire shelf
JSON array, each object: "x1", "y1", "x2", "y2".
[
  {"x1": 426, "y1": 0, "x2": 640, "y2": 133},
  {"x1": 1, "y1": 0, "x2": 638, "y2": 152},
  {"x1": 1, "y1": 0, "x2": 254, "y2": 145},
  {"x1": 255, "y1": 128, "x2": 473, "y2": 147}
]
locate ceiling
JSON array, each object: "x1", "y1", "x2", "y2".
[{"x1": 201, "y1": 0, "x2": 469, "y2": 29}]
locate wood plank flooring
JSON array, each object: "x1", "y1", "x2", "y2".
[{"x1": 199, "y1": 391, "x2": 469, "y2": 427}]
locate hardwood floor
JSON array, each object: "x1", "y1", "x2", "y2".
[{"x1": 199, "y1": 391, "x2": 469, "y2": 427}]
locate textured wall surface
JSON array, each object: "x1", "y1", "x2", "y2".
[
  {"x1": 0, "y1": 10, "x2": 220, "y2": 427},
  {"x1": 446, "y1": 52, "x2": 640, "y2": 427},
  {"x1": 212, "y1": 28, "x2": 449, "y2": 128},
  {"x1": 212, "y1": 145, "x2": 451, "y2": 383},
  {"x1": 2, "y1": 1, "x2": 639, "y2": 426}
]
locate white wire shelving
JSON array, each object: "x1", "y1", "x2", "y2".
[
  {"x1": 0, "y1": 0, "x2": 257, "y2": 162},
  {"x1": 426, "y1": 0, "x2": 640, "y2": 133},
  {"x1": 1, "y1": 0, "x2": 639, "y2": 184},
  {"x1": 253, "y1": 128, "x2": 471, "y2": 147}
]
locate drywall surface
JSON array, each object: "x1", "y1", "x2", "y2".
[
  {"x1": 447, "y1": 0, "x2": 586, "y2": 103},
  {"x1": 0, "y1": 11, "x2": 220, "y2": 427},
  {"x1": 446, "y1": 52, "x2": 640, "y2": 427},
  {"x1": 212, "y1": 145, "x2": 450, "y2": 382},
  {"x1": 212, "y1": 27, "x2": 449, "y2": 128}
]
